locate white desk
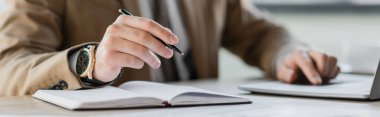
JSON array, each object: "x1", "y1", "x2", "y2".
[{"x1": 1, "y1": 78, "x2": 380, "y2": 117}]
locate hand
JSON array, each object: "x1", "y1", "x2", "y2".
[
  {"x1": 93, "y1": 15, "x2": 179, "y2": 82},
  {"x1": 276, "y1": 49, "x2": 340, "y2": 85}
]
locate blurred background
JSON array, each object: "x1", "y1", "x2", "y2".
[
  {"x1": 1, "y1": 0, "x2": 378, "y2": 80},
  {"x1": 219, "y1": 0, "x2": 380, "y2": 80}
]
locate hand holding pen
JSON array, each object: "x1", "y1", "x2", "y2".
[
  {"x1": 119, "y1": 9, "x2": 183, "y2": 55},
  {"x1": 92, "y1": 9, "x2": 182, "y2": 82}
]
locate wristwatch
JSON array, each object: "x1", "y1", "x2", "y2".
[
  {"x1": 76, "y1": 45, "x2": 96, "y2": 79},
  {"x1": 75, "y1": 45, "x2": 121, "y2": 86}
]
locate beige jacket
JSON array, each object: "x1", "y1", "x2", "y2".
[{"x1": 0, "y1": 0, "x2": 299, "y2": 96}]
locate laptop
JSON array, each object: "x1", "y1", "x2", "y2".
[{"x1": 239, "y1": 61, "x2": 380, "y2": 100}]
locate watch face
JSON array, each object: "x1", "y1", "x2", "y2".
[{"x1": 76, "y1": 49, "x2": 90, "y2": 75}]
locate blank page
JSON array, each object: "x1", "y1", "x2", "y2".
[
  {"x1": 119, "y1": 81, "x2": 250, "y2": 105},
  {"x1": 119, "y1": 81, "x2": 232, "y2": 100},
  {"x1": 33, "y1": 86, "x2": 163, "y2": 109}
]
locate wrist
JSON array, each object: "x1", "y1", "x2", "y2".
[
  {"x1": 93, "y1": 64, "x2": 122, "y2": 82},
  {"x1": 74, "y1": 45, "x2": 110, "y2": 86}
]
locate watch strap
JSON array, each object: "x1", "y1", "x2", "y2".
[{"x1": 81, "y1": 69, "x2": 124, "y2": 87}]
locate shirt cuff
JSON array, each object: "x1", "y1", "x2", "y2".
[
  {"x1": 274, "y1": 51, "x2": 292, "y2": 74},
  {"x1": 273, "y1": 46, "x2": 309, "y2": 76}
]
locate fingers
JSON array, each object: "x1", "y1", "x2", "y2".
[
  {"x1": 105, "y1": 23, "x2": 173, "y2": 58},
  {"x1": 105, "y1": 51, "x2": 145, "y2": 69},
  {"x1": 94, "y1": 16, "x2": 179, "y2": 82},
  {"x1": 115, "y1": 15, "x2": 178, "y2": 45},
  {"x1": 330, "y1": 67, "x2": 340, "y2": 79},
  {"x1": 308, "y1": 51, "x2": 329, "y2": 77},
  {"x1": 309, "y1": 50, "x2": 339, "y2": 79},
  {"x1": 277, "y1": 64, "x2": 297, "y2": 84},
  {"x1": 103, "y1": 35, "x2": 161, "y2": 69},
  {"x1": 277, "y1": 54, "x2": 299, "y2": 83},
  {"x1": 277, "y1": 49, "x2": 341, "y2": 85},
  {"x1": 117, "y1": 25, "x2": 174, "y2": 59},
  {"x1": 295, "y1": 50, "x2": 323, "y2": 85},
  {"x1": 327, "y1": 57, "x2": 338, "y2": 79},
  {"x1": 94, "y1": 48, "x2": 145, "y2": 82}
]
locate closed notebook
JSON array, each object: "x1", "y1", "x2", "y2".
[{"x1": 33, "y1": 81, "x2": 251, "y2": 110}]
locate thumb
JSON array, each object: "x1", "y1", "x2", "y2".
[{"x1": 277, "y1": 65, "x2": 297, "y2": 84}]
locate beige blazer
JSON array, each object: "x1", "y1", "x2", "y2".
[{"x1": 0, "y1": 0, "x2": 300, "y2": 96}]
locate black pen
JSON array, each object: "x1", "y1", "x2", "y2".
[{"x1": 118, "y1": 9, "x2": 184, "y2": 55}]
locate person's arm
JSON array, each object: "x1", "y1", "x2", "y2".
[
  {"x1": 222, "y1": 0, "x2": 300, "y2": 76},
  {"x1": 0, "y1": 0, "x2": 100, "y2": 96},
  {"x1": 0, "y1": 0, "x2": 179, "y2": 96},
  {"x1": 222, "y1": 0, "x2": 339, "y2": 85}
]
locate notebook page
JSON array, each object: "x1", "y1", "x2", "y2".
[
  {"x1": 33, "y1": 86, "x2": 163, "y2": 109},
  {"x1": 119, "y1": 81, "x2": 230, "y2": 101},
  {"x1": 170, "y1": 93, "x2": 251, "y2": 106}
]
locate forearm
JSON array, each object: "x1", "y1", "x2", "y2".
[
  {"x1": 222, "y1": 0, "x2": 306, "y2": 76},
  {"x1": 0, "y1": 46, "x2": 85, "y2": 96},
  {"x1": 256, "y1": 28, "x2": 305, "y2": 77}
]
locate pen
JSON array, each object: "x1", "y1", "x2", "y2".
[{"x1": 118, "y1": 9, "x2": 184, "y2": 55}]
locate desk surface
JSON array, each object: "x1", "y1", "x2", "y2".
[{"x1": 1, "y1": 78, "x2": 380, "y2": 117}]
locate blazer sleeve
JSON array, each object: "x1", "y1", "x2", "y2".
[
  {"x1": 0, "y1": 0, "x2": 86, "y2": 96},
  {"x1": 222, "y1": 0, "x2": 305, "y2": 76}
]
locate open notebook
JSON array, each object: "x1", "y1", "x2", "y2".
[{"x1": 33, "y1": 81, "x2": 251, "y2": 110}]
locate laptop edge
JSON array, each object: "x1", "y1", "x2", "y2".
[{"x1": 369, "y1": 60, "x2": 380, "y2": 100}]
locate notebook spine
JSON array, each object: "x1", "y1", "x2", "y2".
[{"x1": 162, "y1": 101, "x2": 171, "y2": 107}]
